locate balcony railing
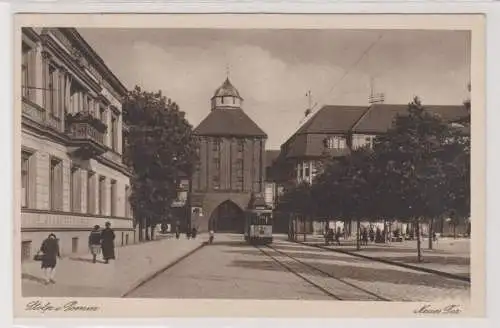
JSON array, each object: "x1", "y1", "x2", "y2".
[
  {"x1": 67, "y1": 121, "x2": 105, "y2": 144},
  {"x1": 65, "y1": 112, "x2": 107, "y2": 158},
  {"x1": 22, "y1": 97, "x2": 62, "y2": 131}
]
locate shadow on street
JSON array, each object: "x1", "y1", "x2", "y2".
[{"x1": 222, "y1": 245, "x2": 470, "y2": 289}]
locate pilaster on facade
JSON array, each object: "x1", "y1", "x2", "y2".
[
  {"x1": 117, "y1": 113, "x2": 124, "y2": 154},
  {"x1": 80, "y1": 169, "x2": 88, "y2": 214},
  {"x1": 33, "y1": 42, "x2": 45, "y2": 107},
  {"x1": 104, "y1": 178, "x2": 111, "y2": 217},
  {"x1": 35, "y1": 151, "x2": 50, "y2": 210},
  {"x1": 62, "y1": 160, "x2": 71, "y2": 212}
]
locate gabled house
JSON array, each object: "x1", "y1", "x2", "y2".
[{"x1": 271, "y1": 102, "x2": 469, "y2": 236}]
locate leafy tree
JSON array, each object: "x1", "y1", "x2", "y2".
[
  {"x1": 372, "y1": 97, "x2": 469, "y2": 260},
  {"x1": 123, "y1": 86, "x2": 198, "y2": 241},
  {"x1": 311, "y1": 147, "x2": 377, "y2": 250},
  {"x1": 277, "y1": 181, "x2": 317, "y2": 241}
]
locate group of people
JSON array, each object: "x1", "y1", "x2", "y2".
[
  {"x1": 36, "y1": 222, "x2": 116, "y2": 285},
  {"x1": 88, "y1": 221, "x2": 116, "y2": 264},
  {"x1": 324, "y1": 226, "x2": 387, "y2": 246},
  {"x1": 173, "y1": 220, "x2": 198, "y2": 240},
  {"x1": 324, "y1": 228, "x2": 342, "y2": 246}
]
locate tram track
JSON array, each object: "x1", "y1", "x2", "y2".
[
  {"x1": 254, "y1": 243, "x2": 391, "y2": 301},
  {"x1": 299, "y1": 242, "x2": 471, "y2": 283}
]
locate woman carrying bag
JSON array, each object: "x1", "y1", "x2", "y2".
[{"x1": 35, "y1": 233, "x2": 61, "y2": 285}]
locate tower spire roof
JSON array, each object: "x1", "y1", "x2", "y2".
[{"x1": 212, "y1": 76, "x2": 242, "y2": 99}]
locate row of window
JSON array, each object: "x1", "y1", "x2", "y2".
[
  {"x1": 22, "y1": 42, "x2": 121, "y2": 153},
  {"x1": 211, "y1": 158, "x2": 244, "y2": 171},
  {"x1": 21, "y1": 151, "x2": 132, "y2": 218},
  {"x1": 211, "y1": 139, "x2": 245, "y2": 153},
  {"x1": 324, "y1": 136, "x2": 347, "y2": 150},
  {"x1": 211, "y1": 156, "x2": 245, "y2": 191},
  {"x1": 211, "y1": 176, "x2": 245, "y2": 190},
  {"x1": 296, "y1": 161, "x2": 317, "y2": 181},
  {"x1": 322, "y1": 136, "x2": 377, "y2": 151}
]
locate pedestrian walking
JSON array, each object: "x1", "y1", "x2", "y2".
[
  {"x1": 38, "y1": 233, "x2": 61, "y2": 285},
  {"x1": 88, "y1": 225, "x2": 102, "y2": 264},
  {"x1": 362, "y1": 228, "x2": 369, "y2": 246},
  {"x1": 334, "y1": 229, "x2": 341, "y2": 246},
  {"x1": 175, "y1": 220, "x2": 180, "y2": 239},
  {"x1": 191, "y1": 227, "x2": 197, "y2": 239},
  {"x1": 101, "y1": 221, "x2": 115, "y2": 264}
]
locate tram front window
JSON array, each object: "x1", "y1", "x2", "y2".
[{"x1": 251, "y1": 213, "x2": 272, "y2": 225}]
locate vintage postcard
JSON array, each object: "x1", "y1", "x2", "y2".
[{"x1": 13, "y1": 13, "x2": 485, "y2": 318}]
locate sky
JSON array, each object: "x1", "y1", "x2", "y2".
[{"x1": 78, "y1": 28, "x2": 470, "y2": 150}]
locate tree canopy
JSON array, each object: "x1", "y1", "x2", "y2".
[
  {"x1": 123, "y1": 86, "x2": 198, "y2": 240},
  {"x1": 278, "y1": 97, "x2": 470, "y2": 258}
]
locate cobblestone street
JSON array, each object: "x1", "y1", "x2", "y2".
[{"x1": 127, "y1": 234, "x2": 470, "y2": 301}]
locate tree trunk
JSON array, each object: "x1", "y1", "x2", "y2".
[
  {"x1": 428, "y1": 217, "x2": 434, "y2": 250},
  {"x1": 383, "y1": 218, "x2": 387, "y2": 243},
  {"x1": 388, "y1": 221, "x2": 392, "y2": 244},
  {"x1": 356, "y1": 219, "x2": 361, "y2": 251},
  {"x1": 453, "y1": 223, "x2": 457, "y2": 239},
  {"x1": 292, "y1": 215, "x2": 296, "y2": 241},
  {"x1": 151, "y1": 224, "x2": 156, "y2": 241},
  {"x1": 138, "y1": 218, "x2": 144, "y2": 242},
  {"x1": 303, "y1": 216, "x2": 307, "y2": 242},
  {"x1": 416, "y1": 219, "x2": 422, "y2": 262},
  {"x1": 145, "y1": 223, "x2": 151, "y2": 241}
]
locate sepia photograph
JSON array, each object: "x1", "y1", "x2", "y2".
[{"x1": 13, "y1": 13, "x2": 485, "y2": 318}]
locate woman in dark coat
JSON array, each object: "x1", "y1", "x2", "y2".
[
  {"x1": 40, "y1": 233, "x2": 60, "y2": 284},
  {"x1": 101, "y1": 222, "x2": 116, "y2": 263}
]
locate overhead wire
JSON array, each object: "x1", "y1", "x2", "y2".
[{"x1": 296, "y1": 32, "x2": 385, "y2": 128}]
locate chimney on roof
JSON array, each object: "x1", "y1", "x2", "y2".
[
  {"x1": 305, "y1": 90, "x2": 313, "y2": 117},
  {"x1": 368, "y1": 77, "x2": 385, "y2": 104},
  {"x1": 368, "y1": 93, "x2": 385, "y2": 104}
]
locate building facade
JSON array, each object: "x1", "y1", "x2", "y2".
[
  {"x1": 272, "y1": 103, "x2": 470, "y2": 236},
  {"x1": 20, "y1": 28, "x2": 134, "y2": 260},
  {"x1": 190, "y1": 78, "x2": 267, "y2": 232}
]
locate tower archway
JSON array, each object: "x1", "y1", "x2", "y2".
[{"x1": 208, "y1": 200, "x2": 245, "y2": 233}]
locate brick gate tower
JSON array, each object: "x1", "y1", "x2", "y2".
[{"x1": 190, "y1": 77, "x2": 267, "y2": 233}]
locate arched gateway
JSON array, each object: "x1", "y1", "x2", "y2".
[
  {"x1": 189, "y1": 77, "x2": 268, "y2": 233},
  {"x1": 208, "y1": 200, "x2": 245, "y2": 233}
]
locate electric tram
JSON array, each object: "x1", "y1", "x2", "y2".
[{"x1": 244, "y1": 206, "x2": 273, "y2": 244}]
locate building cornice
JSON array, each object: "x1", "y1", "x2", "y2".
[
  {"x1": 95, "y1": 153, "x2": 134, "y2": 178},
  {"x1": 62, "y1": 28, "x2": 128, "y2": 98},
  {"x1": 42, "y1": 33, "x2": 103, "y2": 94},
  {"x1": 21, "y1": 208, "x2": 133, "y2": 222},
  {"x1": 194, "y1": 133, "x2": 268, "y2": 139}
]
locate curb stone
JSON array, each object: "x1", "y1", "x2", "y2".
[
  {"x1": 120, "y1": 242, "x2": 207, "y2": 297},
  {"x1": 295, "y1": 241, "x2": 470, "y2": 283}
]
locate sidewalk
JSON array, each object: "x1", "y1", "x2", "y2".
[
  {"x1": 22, "y1": 233, "x2": 207, "y2": 298},
  {"x1": 296, "y1": 235, "x2": 470, "y2": 281}
]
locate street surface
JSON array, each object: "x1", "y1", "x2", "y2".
[
  {"x1": 127, "y1": 234, "x2": 470, "y2": 301},
  {"x1": 22, "y1": 234, "x2": 205, "y2": 298}
]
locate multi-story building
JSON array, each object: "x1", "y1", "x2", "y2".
[
  {"x1": 189, "y1": 77, "x2": 268, "y2": 233},
  {"x1": 20, "y1": 28, "x2": 134, "y2": 260},
  {"x1": 264, "y1": 150, "x2": 281, "y2": 209},
  {"x1": 272, "y1": 102, "x2": 469, "y2": 236}
]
